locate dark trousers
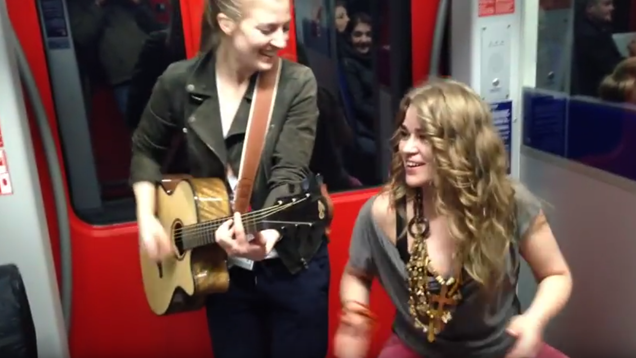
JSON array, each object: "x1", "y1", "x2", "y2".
[{"x1": 205, "y1": 243, "x2": 330, "y2": 358}]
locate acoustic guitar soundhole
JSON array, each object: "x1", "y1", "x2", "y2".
[
  {"x1": 173, "y1": 221, "x2": 186, "y2": 256},
  {"x1": 156, "y1": 263, "x2": 163, "y2": 278}
]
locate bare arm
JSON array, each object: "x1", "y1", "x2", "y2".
[
  {"x1": 520, "y1": 211, "x2": 572, "y2": 328},
  {"x1": 133, "y1": 182, "x2": 157, "y2": 219},
  {"x1": 340, "y1": 199, "x2": 378, "y2": 306},
  {"x1": 340, "y1": 268, "x2": 372, "y2": 306}
]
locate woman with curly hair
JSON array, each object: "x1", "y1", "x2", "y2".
[
  {"x1": 334, "y1": 79, "x2": 572, "y2": 358},
  {"x1": 599, "y1": 57, "x2": 636, "y2": 103}
]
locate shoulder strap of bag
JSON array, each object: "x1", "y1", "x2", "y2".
[{"x1": 233, "y1": 58, "x2": 282, "y2": 213}]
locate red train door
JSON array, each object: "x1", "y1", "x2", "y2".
[{"x1": 7, "y1": 0, "x2": 444, "y2": 356}]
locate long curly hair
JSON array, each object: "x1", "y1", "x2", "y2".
[
  {"x1": 599, "y1": 57, "x2": 636, "y2": 103},
  {"x1": 386, "y1": 79, "x2": 517, "y2": 289}
]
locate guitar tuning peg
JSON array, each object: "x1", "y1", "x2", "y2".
[
  {"x1": 277, "y1": 200, "x2": 282, "y2": 205},
  {"x1": 292, "y1": 198, "x2": 297, "y2": 202}
]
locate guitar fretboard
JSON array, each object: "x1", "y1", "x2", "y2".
[{"x1": 174, "y1": 198, "x2": 307, "y2": 251}]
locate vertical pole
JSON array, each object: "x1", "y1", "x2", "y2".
[{"x1": 0, "y1": 0, "x2": 69, "y2": 356}]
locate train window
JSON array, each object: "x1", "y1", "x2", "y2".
[
  {"x1": 293, "y1": 0, "x2": 413, "y2": 192},
  {"x1": 525, "y1": 0, "x2": 636, "y2": 183},
  {"x1": 570, "y1": 0, "x2": 635, "y2": 98},
  {"x1": 37, "y1": 0, "x2": 186, "y2": 224},
  {"x1": 534, "y1": 0, "x2": 635, "y2": 96}
]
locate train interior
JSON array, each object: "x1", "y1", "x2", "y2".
[{"x1": 2, "y1": 0, "x2": 636, "y2": 357}]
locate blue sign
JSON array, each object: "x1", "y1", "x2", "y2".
[
  {"x1": 490, "y1": 100, "x2": 512, "y2": 174},
  {"x1": 523, "y1": 90, "x2": 567, "y2": 157},
  {"x1": 39, "y1": 0, "x2": 71, "y2": 49}
]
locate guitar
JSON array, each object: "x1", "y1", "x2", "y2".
[{"x1": 140, "y1": 175, "x2": 331, "y2": 316}]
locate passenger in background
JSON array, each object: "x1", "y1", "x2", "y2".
[
  {"x1": 333, "y1": 1, "x2": 351, "y2": 55},
  {"x1": 340, "y1": 12, "x2": 377, "y2": 183},
  {"x1": 572, "y1": 0, "x2": 635, "y2": 97},
  {"x1": 599, "y1": 57, "x2": 636, "y2": 103},
  {"x1": 334, "y1": 0, "x2": 350, "y2": 34},
  {"x1": 312, "y1": 86, "x2": 362, "y2": 190},
  {"x1": 341, "y1": 12, "x2": 374, "y2": 135},
  {"x1": 335, "y1": 79, "x2": 572, "y2": 358},
  {"x1": 130, "y1": 1, "x2": 329, "y2": 358},
  {"x1": 125, "y1": 0, "x2": 186, "y2": 131},
  {"x1": 67, "y1": 0, "x2": 163, "y2": 115},
  {"x1": 296, "y1": 45, "x2": 361, "y2": 191}
]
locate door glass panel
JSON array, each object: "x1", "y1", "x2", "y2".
[
  {"x1": 37, "y1": 0, "x2": 186, "y2": 224},
  {"x1": 293, "y1": 0, "x2": 413, "y2": 191}
]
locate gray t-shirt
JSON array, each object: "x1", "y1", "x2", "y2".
[{"x1": 347, "y1": 182, "x2": 542, "y2": 358}]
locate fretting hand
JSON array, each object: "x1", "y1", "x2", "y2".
[{"x1": 215, "y1": 212, "x2": 280, "y2": 261}]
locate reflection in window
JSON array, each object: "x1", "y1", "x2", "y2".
[
  {"x1": 535, "y1": 1, "x2": 574, "y2": 92},
  {"x1": 293, "y1": 0, "x2": 412, "y2": 191},
  {"x1": 526, "y1": 0, "x2": 636, "y2": 185},
  {"x1": 536, "y1": 0, "x2": 636, "y2": 97},
  {"x1": 339, "y1": 11, "x2": 378, "y2": 184},
  {"x1": 56, "y1": 0, "x2": 186, "y2": 224},
  {"x1": 570, "y1": 0, "x2": 636, "y2": 98},
  {"x1": 294, "y1": 0, "x2": 371, "y2": 191},
  {"x1": 599, "y1": 57, "x2": 636, "y2": 103}
]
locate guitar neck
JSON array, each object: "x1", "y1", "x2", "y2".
[
  {"x1": 176, "y1": 194, "x2": 319, "y2": 251},
  {"x1": 178, "y1": 209, "x2": 280, "y2": 251}
]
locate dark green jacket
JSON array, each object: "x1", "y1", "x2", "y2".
[{"x1": 130, "y1": 51, "x2": 323, "y2": 273}]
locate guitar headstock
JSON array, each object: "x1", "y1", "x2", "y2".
[
  {"x1": 272, "y1": 192, "x2": 330, "y2": 225},
  {"x1": 258, "y1": 176, "x2": 332, "y2": 239}
]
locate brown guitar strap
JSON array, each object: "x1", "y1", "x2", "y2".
[{"x1": 233, "y1": 58, "x2": 282, "y2": 214}]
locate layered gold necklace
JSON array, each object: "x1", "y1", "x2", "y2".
[{"x1": 405, "y1": 191, "x2": 463, "y2": 342}]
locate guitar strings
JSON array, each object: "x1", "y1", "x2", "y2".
[
  {"x1": 175, "y1": 197, "x2": 299, "y2": 233},
  {"x1": 175, "y1": 198, "x2": 299, "y2": 235},
  {"x1": 171, "y1": 197, "x2": 309, "y2": 245},
  {"x1": 174, "y1": 204, "x2": 286, "y2": 238},
  {"x1": 173, "y1": 201, "x2": 299, "y2": 246}
]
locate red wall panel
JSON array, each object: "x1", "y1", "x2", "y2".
[{"x1": 412, "y1": 0, "x2": 440, "y2": 84}]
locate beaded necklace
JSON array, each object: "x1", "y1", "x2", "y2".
[{"x1": 405, "y1": 191, "x2": 463, "y2": 342}]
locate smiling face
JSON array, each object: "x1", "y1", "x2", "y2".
[
  {"x1": 397, "y1": 105, "x2": 435, "y2": 188},
  {"x1": 221, "y1": 0, "x2": 291, "y2": 72},
  {"x1": 350, "y1": 21, "x2": 372, "y2": 54}
]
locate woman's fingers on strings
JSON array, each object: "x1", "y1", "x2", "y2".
[
  {"x1": 215, "y1": 218, "x2": 236, "y2": 252},
  {"x1": 219, "y1": 218, "x2": 234, "y2": 231},
  {"x1": 233, "y1": 212, "x2": 246, "y2": 241}
]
